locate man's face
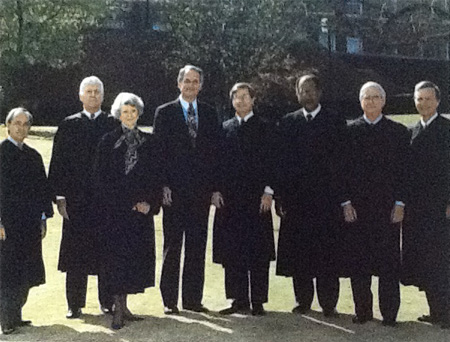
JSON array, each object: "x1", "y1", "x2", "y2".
[
  {"x1": 360, "y1": 87, "x2": 385, "y2": 118},
  {"x1": 79, "y1": 84, "x2": 103, "y2": 113},
  {"x1": 414, "y1": 88, "x2": 439, "y2": 120},
  {"x1": 296, "y1": 78, "x2": 321, "y2": 111},
  {"x1": 7, "y1": 113, "x2": 30, "y2": 143},
  {"x1": 232, "y1": 87, "x2": 254, "y2": 118},
  {"x1": 178, "y1": 69, "x2": 201, "y2": 102}
]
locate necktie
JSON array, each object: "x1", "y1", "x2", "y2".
[
  {"x1": 187, "y1": 103, "x2": 197, "y2": 145},
  {"x1": 306, "y1": 113, "x2": 313, "y2": 122},
  {"x1": 17, "y1": 143, "x2": 23, "y2": 150},
  {"x1": 90, "y1": 113, "x2": 95, "y2": 120}
]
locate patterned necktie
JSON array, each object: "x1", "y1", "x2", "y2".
[{"x1": 187, "y1": 103, "x2": 197, "y2": 145}]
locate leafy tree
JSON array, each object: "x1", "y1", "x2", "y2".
[
  {"x1": 156, "y1": 0, "x2": 332, "y2": 116},
  {"x1": 0, "y1": 0, "x2": 118, "y2": 67}
]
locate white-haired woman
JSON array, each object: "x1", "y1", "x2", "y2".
[{"x1": 94, "y1": 93, "x2": 162, "y2": 329}]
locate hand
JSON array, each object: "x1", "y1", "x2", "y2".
[
  {"x1": 41, "y1": 220, "x2": 47, "y2": 239},
  {"x1": 446, "y1": 204, "x2": 450, "y2": 219},
  {"x1": 133, "y1": 201, "x2": 151, "y2": 215},
  {"x1": 0, "y1": 224, "x2": 5, "y2": 241},
  {"x1": 343, "y1": 203, "x2": 357, "y2": 223},
  {"x1": 260, "y1": 193, "x2": 273, "y2": 213},
  {"x1": 162, "y1": 186, "x2": 172, "y2": 207},
  {"x1": 275, "y1": 200, "x2": 285, "y2": 217},
  {"x1": 211, "y1": 192, "x2": 224, "y2": 208},
  {"x1": 391, "y1": 204, "x2": 405, "y2": 224},
  {"x1": 56, "y1": 198, "x2": 69, "y2": 220}
]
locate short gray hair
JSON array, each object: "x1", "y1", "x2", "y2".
[
  {"x1": 359, "y1": 81, "x2": 386, "y2": 101},
  {"x1": 5, "y1": 107, "x2": 33, "y2": 126},
  {"x1": 79, "y1": 76, "x2": 104, "y2": 96},
  {"x1": 111, "y1": 92, "x2": 144, "y2": 119},
  {"x1": 177, "y1": 65, "x2": 204, "y2": 86}
]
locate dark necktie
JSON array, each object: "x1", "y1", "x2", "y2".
[
  {"x1": 90, "y1": 113, "x2": 95, "y2": 120},
  {"x1": 306, "y1": 113, "x2": 313, "y2": 122},
  {"x1": 187, "y1": 103, "x2": 197, "y2": 145}
]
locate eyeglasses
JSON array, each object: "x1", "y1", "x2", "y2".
[{"x1": 362, "y1": 95, "x2": 382, "y2": 101}]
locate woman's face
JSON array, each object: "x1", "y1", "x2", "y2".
[{"x1": 119, "y1": 104, "x2": 139, "y2": 129}]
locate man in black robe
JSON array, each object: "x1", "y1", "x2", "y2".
[
  {"x1": 48, "y1": 76, "x2": 118, "y2": 318},
  {"x1": 402, "y1": 81, "x2": 450, "y2": 329},
  {"x1": 341, "y1": 82, "x2": 410, "y2": 327},
  {"x1": 213, "y1": 82, "x2": 275, "y2": 316},
  {"x1": 0, "y1": 108, "x2": 53, "y2": 335},
  {"x1": 276, "y1": 74, "x2": 345, "y2": 317},
  {"x1": 153, "y1": 65, "x2": 222, "y2": 314}
]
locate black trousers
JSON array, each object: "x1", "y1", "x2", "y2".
[
  {"x1": 350, "y1": 275, "x2": 400, "y2": 321},
  {"x1": 293, "y1": 275, "x2": 339, "y2": 312},
  {"x1": 160, "y1": 204, "x2": 209, "y2": 308},
  {"x1": 0, "y1": 285, "x2": 29, "y2": 330},
  {"x1": 424, "y1": 273, "x2": 450, "y2": 323},
  {"x1": 224, "y1": 263, "x2": 270, "y2": 306},
  {"x1": 66, "y1": 270, "x2": 112, "y2": 310}
]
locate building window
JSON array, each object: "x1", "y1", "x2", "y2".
[
  {"x1": 347, "y1": 37, "x2": 363, "y2": 54},
  {"x1": 346, "y1": 0, "x2": 363, "y2": 16}
]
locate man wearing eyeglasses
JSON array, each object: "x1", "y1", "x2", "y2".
[{"x1": 341, "y1": 81, "x2": 410, "y2": 327}]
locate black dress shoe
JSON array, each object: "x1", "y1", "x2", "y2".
[
  {"x1": 16, "y1": 320, "x2": 32, "y2": 326},
  {"x1": 66, "y1": 308, "x2": 82, "y2": 319},
  {"x1": 382, "y1": 319, "x2": 397, "y2": 327},
  {"x1": 352, "y1": 315, "x2": 373, "y2": 324},
  {"x1": 183, "y1": 304, "x2": 209, "y2": 313},
  {"x1": 417, "y1": 314, "x2": 440, "y2": 324},
  {"x1": 219, "y1": 302, "x2": 251, "y2": 315},
  {"x1": 164, "y1": 306, "x2": 179, "y2": 315},
  {"x1": 251, "y1": 303, "x2": 266, "y2": 316},
  {"x1": 323, "y1": 309, "x2": 339, "y2": 318},
  {"x1": 292, "y1": 305, "x2": 310, "y2": 314},
  {"x1": 1, "y1": 327, "x2": 15, "y2": 335}
]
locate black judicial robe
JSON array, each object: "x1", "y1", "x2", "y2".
[
  {"x1": 94, "y1": 127, "x2": 162, "y2": 295},
  {"x1": 48, "y1": 112, "x2": 119, "y2": 274},
  {"x1": 276, "y1": 107, "x2": 346, "y2": 278},
  {"x1": 402, "y1": 115, "x2": 450, "y2": 290},
  {"x1": 0, "y1": 139, "x2": 53, "y2": 290},
  {"x1": 213, "y1": 115, "x2": 275, "y2": 268},
  {"x1": 340, "y1": 116, "x2": 410, "y2": 277}
]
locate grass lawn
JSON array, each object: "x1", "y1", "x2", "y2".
[{"x1": 1, "y1": 119, "x2": 449, "y2": 342}]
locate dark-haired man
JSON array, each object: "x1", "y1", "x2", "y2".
[
  {"x1": 276, "y1": 74, "x2": 345, "y2": 318},
  {"x1": 402, "y1": 81, "x2": 450, "y2": 329},
  {"x1": 214, "y1": 83, "x2": 275, "y2": 316}
]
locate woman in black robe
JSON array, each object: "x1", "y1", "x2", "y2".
[
  {"x1": 94, "y1": 93, "x2": 162, "y2": 330},
  {"x1": 0, "y1": 108, "x2": 53, "y2": 335}
]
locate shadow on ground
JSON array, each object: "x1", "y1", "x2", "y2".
[{"x1": 2, "y1": 310, "x2": 449, "y2": 342}]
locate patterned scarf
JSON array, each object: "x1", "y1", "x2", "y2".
[{"x1": 114, "y1": 125, "x2": 146, "y2": 174}]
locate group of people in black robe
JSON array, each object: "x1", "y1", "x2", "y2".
[{"x1": 1, "y1": 66, "x2": 449, "y2": 335}]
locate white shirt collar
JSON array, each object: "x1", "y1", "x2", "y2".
[
  {"x1": 82, "y1": 109, "x2": 102, "y2": 119},
  {"x1": 236, "y1": 111, "x2": 254, "y2": 124},
  {"x1": 7, "y1": 136, "x2": 23, "y2": 148},
  {"x1": 363, "y1": 113, "x2": 383, "y2": 125},
  {"x1": 179, "y1": 95, "x2": 198, "y2": 111},
  {"x1": 302, "y1": 104, "x2": 321, "y2": 120},
  {"x1": 421, "y1": 112, "x2": 438, "y2": 128}
]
